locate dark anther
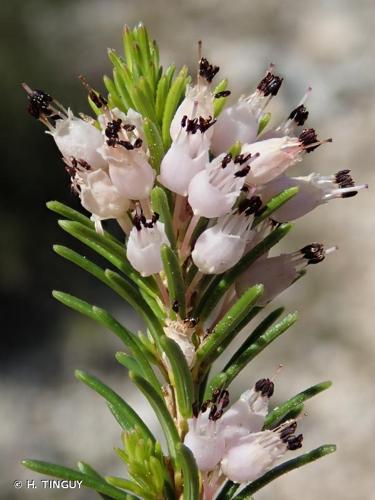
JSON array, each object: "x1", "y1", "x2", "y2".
[
  {"x1": 133, "y1": 137, "x2": 143, "y2": 149},
  {"x1": 199, "y1": 57, "x2": 220, "y2": 83},
  {"x1": 257, "y1": 71, "x2": 283, "y2": 97},
  {"x1": 241, "y1": 186, "x2": 249, "y2": 193},
  {"x1": 288, "y1": 104, "x2": 309, "y2": 127},
  {"x1": 208, "y1": 404, "x2": 218, "y2": 420},
  {"x1": 286, "y1": 434, "x2": 303, "y2": 450},
  {"x1": 299, "y1": 128, "x2": 319, "y2": 152},
  {"x1": 172, "y1": 300, "x2": 180, "y2": 313},
  {"x1": 215, "y1": 90, "x2": 231, "y2": 99},
  {"x1": 105, "y1": 119, "x2": 122, "y2": 139},
  {"x1": 300, "y1": 242, "x2": 325, "y2": 264},
  {"x1": 280, "y1": 421, "x2": 297, "y2": 441},
  {"x1": 234, "y1": 165, "x2": 251, "y2": 177},
  {"x1": 76, "y1": 159, "x2": 91, "y2": 170},
  {"x1": 123, "y1": 123, "x2": 136, "y2": 132},
  {"x1": 89, "y1": 90, "x2": 107, "y2": 109},
  {"x1": 234, "y1": 153, "x2": 252, "y2": 165},
  {"x1": 221, "y1": 153, "x2": 233, "y2": 169},
  {"x1": 26, "y1": 89, "x2": 53, "y2": 119},
  {"x1": 238, "y1": 196, "x2": 263, "y2": 216},
  {"x1": 184, "y1": 317, "x2": 198, "y2": 328},
  {"x1": 341, "y1": 191, "x2": 358, "y2": 198},
  {"x1": 132, "y1": 214, "x2": 142, "y2": 231},
  {"x1": 200, "y1": 401, "x2": 209, "y2": 413},
  {"x1": 118, "y1": 140, "x2": 134, "y2": 150},
  {"x1": 255, "y1": 378, "x2": 275, "y2": 398},
  {"x1": 198, "y1": 116, "x2": 216, "y2": 133},
  {"x1": 181, "y1": 115, "x2": 188, "y2": 128},
  {"x1": 220, "y1": 390, "x2": 230, "y2": 409}
]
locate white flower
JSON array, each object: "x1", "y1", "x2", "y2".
[
  {"x1": 170, "y1": 57, "x2": 217, "y2": 142},
  {"x1": 221, "y1": 420, "x2": 302, "y2": 483},
  {"x1": 236, "y1": 243, "x2": 336, "y2": 306},
  {"x1": 211, "y1": 67, "x2": 283, "y2": 155},
  {"x1": 242, "y1": 128, "x2": 330, "y2": 186},
  {"x1": 184, "y1": 412, "x2": 225, "y2": 472},
  {"x1": 188, "y1": 153, "x2": 254, "y2": 218},
  {"x1": 259, "y1": 170, "x2": 368, "y2": 222},
  {"x1": 126, "y1": 216, "x2": 169, "y2": 276},
  {"x1": 48, "y1": 110, "x2": 107, "y2": 170},
  {"x1": 184, "y1": 380, "x2": 303, "y2": 486},
  {"x1": 158, "y1": 116, "x2": 211, "y2": 196},
  {"x1": 191, "y1": 211, "x2": 256, "y2": 274},
  {"x1": 98, "y1": 124, "x2": 155, "y2": 200},
  {"x1": 221, "y1": 379, "x2": 274, "y2": 446},
  {"x1": 78, "y1": 169, "x2": 129, "y2": 220},
  {"x1": 164, "y1": 319, "x2": 197, "y2": 368}
]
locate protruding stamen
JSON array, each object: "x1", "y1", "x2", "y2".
[
  {"x1": 257, "y1": 69, "x2": 283, "y2": 97},
  {"x1": 255, "y1": 378, "x2": 275, "y2": 398},
  {"x1": 199, "y1": 57, "x2": 220, "y2": 83}
]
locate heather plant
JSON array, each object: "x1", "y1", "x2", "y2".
[{"x1": 22, "y1": 24, "x2": 367, "y2": 499}]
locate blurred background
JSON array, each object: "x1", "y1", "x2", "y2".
[{"x1": 1, "y1": 0, "x2": 374, "y2": 498}]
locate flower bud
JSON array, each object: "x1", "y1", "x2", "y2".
[
  {"x1": 49, "y1": 111, "x2": 107, "y2": 170},
  {"x1": 192, "y1": 213, "x2": 255, "y2": 274},
  {"x1": 126, "y1": 218, "x2": 168, "y2": 276}
]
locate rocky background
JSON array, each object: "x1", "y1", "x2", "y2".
[{"x1": 1, "y1": 0, "x2": 374, "y2": 498}]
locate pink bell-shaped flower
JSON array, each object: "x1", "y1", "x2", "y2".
[
  {"x1": 259, "y1": 170, "x2": 368, "y2": 222},
  {"x1": 126, "y1": 214, "x2": 169, "y2": 276},
  {"x1": 211, "y1": 67, "x2": 283, "y2": 155}
]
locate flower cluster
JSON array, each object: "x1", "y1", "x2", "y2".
[
  {"x1": 23, "y1": 25, "x2": 366, "y2": 500},
  {"x1": 185, "y1": 378, "x2": 303, "y2": 489}
]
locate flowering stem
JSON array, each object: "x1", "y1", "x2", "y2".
[
  {"x1": 155, "y1": 273, "x2": 170, "y2": 307},
  {"x1": 180, "y1": 214, "x2": 200, "y2": 260}
]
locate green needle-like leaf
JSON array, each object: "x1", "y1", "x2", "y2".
[
  {"x1": 206, "y1": 312, "x2": 298, "y2": 397},
  {"x1": 105, "y1": 477, "x2": 143, "y2": 497},
  {"x1": 215, "y1": 481, "x2": 239, "y2": 500},
  {"x1": 177, "y1": 443, "x2": 200, "y2": 500},
  {"x1": 196, "y1": 284, "x2": 264, "y2": 368},
  {"x1": 213, "y1": 78, "x2": 229, "y2": 117},
  {"x1": 151, "y1": 187, "x2": 177, "y2": 249},
  {"x1": 194, "y1": 223, "x2": 293, "y2": 320},
  {"x1": 161, "y1": 244, "x2": 186, "y2": 317},
  {"x1": 223, "y1": 307, "x2": 285, "y2": 371},
  {"x1": 156, "y1": 73, "x2": 172, "y2": 125},
  {"x1": 160, "y1": 336, "x2": 193, "y2": 418},
  {"x1": 233, "y1": 445, "x2": 336, "y2": 498},
  {"x1": 264, "y1": 380, "x2": 332, "y2": 429},
  {"x1": 104, "y1": 270, "x2": 166, "y2": 348},
  {"x1": 257, "y1": 112, "x2": 271, "y2": 135},
  {"x1": 52, "y1": 291, "x2": 160, "y2": 392},
  {"x1": 77, "y1": 462, "x2": 114, "y2": 500},
  {"x1": 47, "y1": 200, "x2": 93, "y2": 228},
  {"x1": 143, "y1": 117, "x2": 164, "y2": 172},
  {"x1": 162, "y1": 66, "x2": 190, "y2": 149},
  {"x1": 57, "y1": 219, "x2": 158, "y2": 296},
  {"x1": 75, "y1": 370, "x2": 155, "y2": 442},
  {"x1": 129, "y1": 372, "x2": 180, "y2": 464},
  {"x1": 252, "y1": 187, "x2": 299, "y2": 227},
  {"x1": 115, "y1": 352, "x2": 143, "y2": 377},
  {"x1": 22, "y1": 460, "x2": 132, "y2": 500},
  {"x1": 103, "y1": 75, "x2": 123, "y2": 110}
]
